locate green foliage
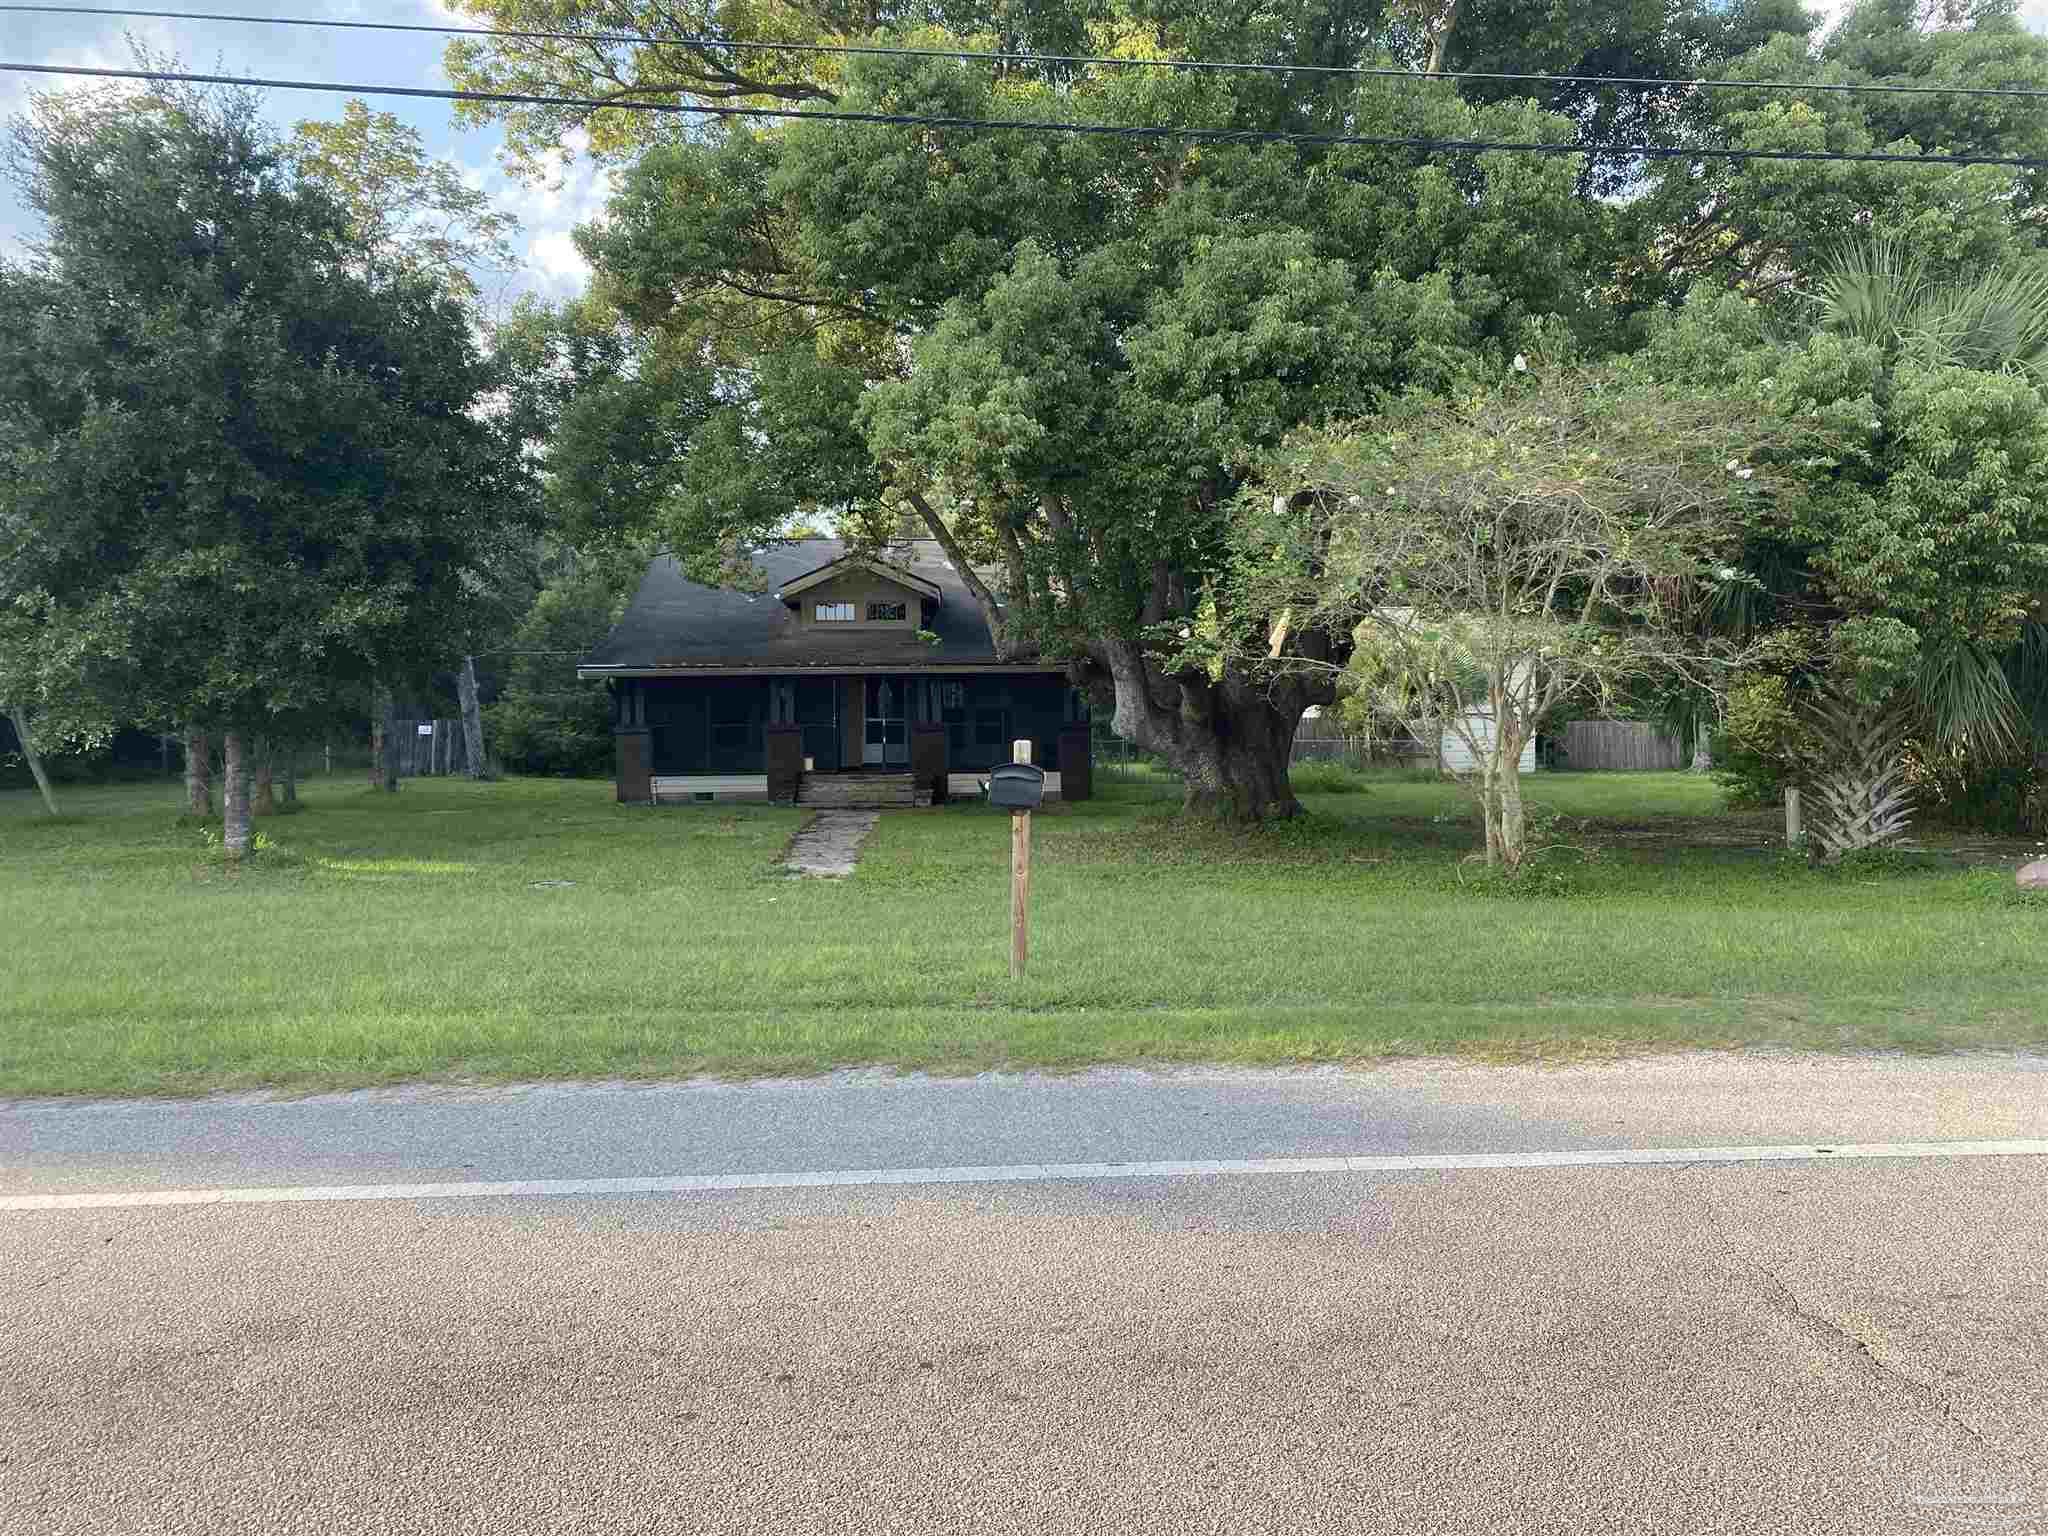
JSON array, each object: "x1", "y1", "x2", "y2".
[
  {"x1": 1284, "y1": 759, "x2": 1374, "y2": 794},
  {"x1": 1620, "y1": 0, "x2": 2048, "y2": 307},
  {"x1": 288, "y1": 99, "x2": 520, "y2": 302},
  {"x1": 0, "y1": 80, "x2": 537, "y2": 749},
  {"x1": 1644, "y1": 239, "x2": 2048, "y2": 796},
  {"x1": 1713, "y1": 673, "x2": 1806, "y2": 807},
  {"x1": 482, "y1": 558, "x2": 632, "y2": 777}
]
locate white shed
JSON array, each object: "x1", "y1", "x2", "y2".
[{"x1": 1440, "y1": 710, "x2": 1537, "y2": 775}]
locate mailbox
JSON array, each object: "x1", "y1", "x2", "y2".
[{"x1": 987, "y1": 761, "x2": 1046, "y2": 811}]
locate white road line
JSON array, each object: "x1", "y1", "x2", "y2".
[{"x1": 4, "y1": 1139, "x2": 2047, "y2": 1213}]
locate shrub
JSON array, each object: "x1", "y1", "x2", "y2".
[{"x1": 1289, "y1": 759, "x2": 1373, "y2": 794}]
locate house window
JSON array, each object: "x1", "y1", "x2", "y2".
[
  {"x1": 815, "y1": 602, "x2": 855, "y2": 622},
  {"x1": 941, "y1": 682, "x2": 965, "y2": 709},
  {"x1": 867, "y1": 601, "x2": 907, "y2": 622}
]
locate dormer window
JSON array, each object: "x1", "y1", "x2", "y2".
[
  {"x1": 815, "y1": 602, "x2": 856, "y2": 621},
  {"x1": 867, "y1": 601, "x2": 907, "y2": 622}
]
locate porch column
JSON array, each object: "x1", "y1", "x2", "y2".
[
  {"x1": 1058, "y1": 724, "x2": 1093, "y2": 802},
  {"x1": 911, "y1": 722, "x2": 948, "y2": 804},
  {"x1": 613, "y1": 680, "x2": 652, "y2": 803},
  {"x1": 765, "y1": 723, "x2": 803, "y2": 804},
  {"x1": 840, "y1": 676, "x2": 864, "y2": 769}
]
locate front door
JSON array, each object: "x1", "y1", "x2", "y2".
[{"x1": 864, "y1": 676, "x2": 908, "y2": 766}]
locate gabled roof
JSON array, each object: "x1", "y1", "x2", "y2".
[
  {"x1": 579, "y1": 539, "x2": 1030, "y2": 674},
  {"x1": 777, "y1": 551, "x2": 942, "y2": 605}
]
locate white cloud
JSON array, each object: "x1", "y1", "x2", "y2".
[{"x1": 529, "y1": 229, "x2": 590, "y2": 286}]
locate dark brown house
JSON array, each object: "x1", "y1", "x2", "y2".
[{"x1": 579, "y1": 540, "x2": 1092, "y2": 806}]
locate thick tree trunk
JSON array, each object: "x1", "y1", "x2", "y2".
[
  {"x1": 458, "y1": 656, "x2": 489, "y2": 780},
  {"x1": 1690, "y1": 718, "x2": 1712, "y2": 774},
  {"x1": 8, "y1": 706, "x2": 59, "y2": 817},
  {"x1": 283, "y1": 748, "x2": 298, "y2": 806},
  {"x1": 252, "y1": 739, "x2": 277, "y2": 816},
  {"x1": 368, "y1": 708, "x2": 385, "y2": 791},
  {"x1": 222, "y1": 730, "x2": 251, "y2": 864},
  {"x1": 185, "y1": 727, "x2": 212, "y2": 817},
  {"x1": 1174, "y1": 695, "x2": 1306, "y2": 820},
  {"x1": 1095, "y1": 642, "x2": 1313, "y2": 821}
]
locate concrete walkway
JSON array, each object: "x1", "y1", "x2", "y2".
[{"x1": 781, "y1": 809, "x2": 879, "y2": 877}]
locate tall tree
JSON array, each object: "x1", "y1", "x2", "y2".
[
  {"x1": 1, "y1": 81, "x2": 535, "y2": 852},
  {"x1": 289, "y1": 98, "x2": 521, "y2": 303},
  {"x1": 1619, "y1": 0, "x2": 2048, "y2": 307}
]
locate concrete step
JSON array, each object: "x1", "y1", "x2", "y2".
[{"x1": 798, "y1": 773, "x2": 928, "y2": 808}]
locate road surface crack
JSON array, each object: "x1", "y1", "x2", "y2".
[{"x1": 1685, "y1": 1164, "x2": 1990, "y2": 1446}]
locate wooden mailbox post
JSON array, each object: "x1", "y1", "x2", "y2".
[{"x1": 987, "y1": 740, "x2": 1046, "y2": 979}]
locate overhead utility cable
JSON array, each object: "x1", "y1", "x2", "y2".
[
  {"x1": 10, "y1": 3, "x2": 2048, "y2": 102},
  {"x1": 4, "y1": 62, "x2": 2045, "y2": 170}
]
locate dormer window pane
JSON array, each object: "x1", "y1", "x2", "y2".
[
  {"x1": 815, "y1": 602, "x2": 855, "y2": 621},
  {"x1": 867, "y1": 601, "x2": 907, "y2": 622}
]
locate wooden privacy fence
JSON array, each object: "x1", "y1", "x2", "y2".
[
  {"x1": 388, "y1": 718, "x2": 474, "y2": 778},
  {"x1": 1562, "y1": 720, "x2": 1686, "y2": 772}
]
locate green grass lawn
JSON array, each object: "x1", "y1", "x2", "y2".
[{"x1": 2, "y1": 770, "x2": 2044, "y2": 1097}]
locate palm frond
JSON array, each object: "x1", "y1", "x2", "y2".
[
  {"x1": 1817, "y1": 236, "x2": 2048, "y2": 381},
  {"x1": 2003, "y1": 620, "x2": 2048, "y2": 742},
  {"x1": 1914, "y1": 640, "x2": 2024, "y2": 755},
  {"x1": 1816, "y1": 235, "x2": 1931, "y2": 355},
  {"x1": 1906, "y1": 262, "x2": 2048, "y2": 382}
]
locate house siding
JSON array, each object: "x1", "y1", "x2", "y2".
[{"x1": 795, "y1": 573, "x2": 927, "y2": 632}]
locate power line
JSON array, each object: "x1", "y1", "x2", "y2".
[
  {"x1": 10, "y1": 2, "x2": 2048, "y2": 102},
  {"x1": 13, "y1": 56, "x2": 2048, "y2": 170},
  {"x1": 6, "y1": 61, "x2": 2048, "y2": 168}
]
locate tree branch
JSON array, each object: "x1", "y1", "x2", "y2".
[{"x1": 887, "y1": 475, "x2": 1016, "y2": 660}]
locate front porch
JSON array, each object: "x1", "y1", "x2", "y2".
[{"x1": 616, "y1": 671, "x2": 1091, "y2": 806}]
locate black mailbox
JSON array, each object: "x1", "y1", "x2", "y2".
[{"x1": 987, "y1": 761, "x2": 1046, "y2": 811}]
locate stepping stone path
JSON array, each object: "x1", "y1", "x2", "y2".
[{"x1": 781, "y1": 810, "x2": 879, "y2": 878}]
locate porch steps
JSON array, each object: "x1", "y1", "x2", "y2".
[{"x1": 798, "y1": 772, "x2": 930, "y2": 809}]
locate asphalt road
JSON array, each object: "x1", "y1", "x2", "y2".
[{"x1": 4, "y1": 1056, "x2": 2046, "y2": 1534}]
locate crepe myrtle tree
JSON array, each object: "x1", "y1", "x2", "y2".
[{"x1": 1186, "y1": 365, "x2": 1779, "y2": 869}]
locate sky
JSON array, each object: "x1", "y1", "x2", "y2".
[
  {"x1": 5, "y1": 1, "x2": 2048, "y2": 312},
  {"x1": 0, "y1": 0, "x2": 612, "y2": 311}
]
